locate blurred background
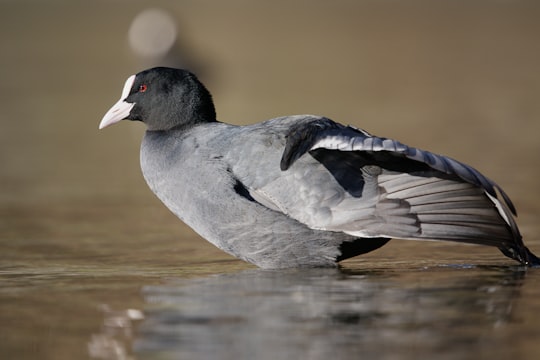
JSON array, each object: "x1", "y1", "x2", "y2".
[
  {"x1": 2, "y1": 0, "x2": 539, "y2": 209},
  {"x1": 1, "y1": 1, "x2": 540, "y2": 359}
]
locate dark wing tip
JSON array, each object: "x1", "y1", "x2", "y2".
[
  {"x1": 500, "y1": 245, "x2": 540, "y2": 267},
  {"x1": 526, "y1": 247, "x2": 540, "y2": 267}
]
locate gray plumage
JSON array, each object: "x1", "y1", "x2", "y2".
[{"x1": 100, "y1": 67, "x2": 539, "y2": 268}]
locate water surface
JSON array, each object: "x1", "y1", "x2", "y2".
[{"x1": 134, "y1": 265, "x2": 540, "y2": 360}]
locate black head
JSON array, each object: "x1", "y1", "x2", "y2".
[{"x1": 100, "y1": 67, "x2": 216, "y2": 131}]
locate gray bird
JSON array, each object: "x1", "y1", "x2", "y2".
[{"x1": 100, "y1": 67, "x2": 539, "y2": 269}]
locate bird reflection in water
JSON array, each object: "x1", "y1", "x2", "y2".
[{"x1": 89, "y1": 266, "x2": 528, "y2": 360}]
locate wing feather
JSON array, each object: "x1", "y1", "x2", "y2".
[{"x1": 273, "y1": 117, "x2": 539, "y2": 265}]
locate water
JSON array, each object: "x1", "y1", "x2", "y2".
[
  {"x1": 1, "y1": 1, "x2": 540, "y2": 359},
  {"x1": 134, "y1": 266, "x2": 540, "y2": 360}
]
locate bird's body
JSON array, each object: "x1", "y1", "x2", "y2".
[
  {"x1": 140, "y1": 116, "x2": 389, "y2": 268},
  {"x1": 100, "y1": 67, "x2": 539, "y2": 268}
]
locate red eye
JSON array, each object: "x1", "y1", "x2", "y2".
[{"x1": 138, "y1": 84, "x2": 147, "y2": 92}]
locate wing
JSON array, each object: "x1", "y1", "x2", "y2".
[{"x1": 260, "y1": 117, "x2": 537, "y2": 265}]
